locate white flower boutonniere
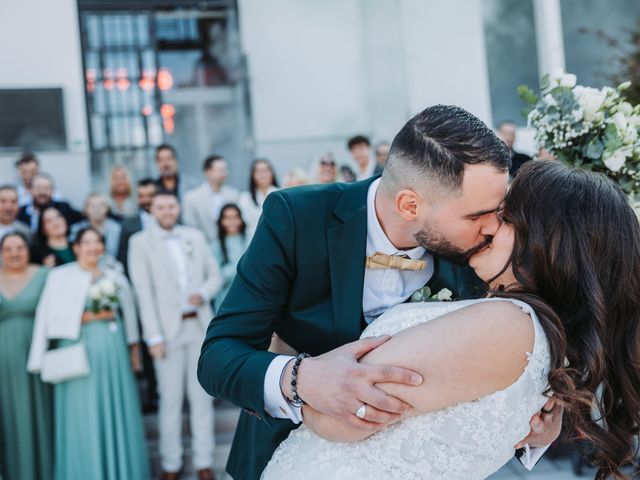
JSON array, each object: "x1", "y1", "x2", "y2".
[{"x1": 410, "y1": 286, "x2": 453, "y2": 303}]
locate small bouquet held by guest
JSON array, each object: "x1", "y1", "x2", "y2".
[
  {"x1": 87, "y1": 277, "x2": 120, "y2": 314},
  {"x1": 519, "y1": 70, "x2": 640, "y2": 200}
]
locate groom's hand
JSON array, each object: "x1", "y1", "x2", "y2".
[{"x1": 281, "y1": 335, "x2": 423, "y2": 430}]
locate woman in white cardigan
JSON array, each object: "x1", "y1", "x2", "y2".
[{"x1": 27, "y1": 227, "x2": 149, "y2": 480}]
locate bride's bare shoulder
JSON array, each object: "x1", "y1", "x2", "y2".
[{"x1": 364, "y1": 299, "x2": 537, "y2": 414}]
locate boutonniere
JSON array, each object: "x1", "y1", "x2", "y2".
[{"x1": 410, "y1": 286, "x2": 453, "y2": 302}]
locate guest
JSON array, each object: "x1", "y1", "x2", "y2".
[
  {"x1": 129, "y1": 192, "x2": 222, "y2": 480},
  {"x1": 116, "y1": 178, "x2": 157, "y2": 278},
  {"x1": 27, "y1": 228, "x2": 149, "y2": 480},
  {"x1": 153, "y1": 144, "x2": 198, "y2": 200},
  {"x1": 347, "y1": 135, "x2": 375, "y2": 180},
  {"x1": 374, "y1": 141, "x2": 390, "y2": 174},
  {"x1": 282, "y1": 168, "x2": 310, "y2": 187},
  {"x1": 311, "y1": 153, "x2": 340, "y2": 185},
  {"x1": 339, "y1": 165, "x2": 356, "y2": 183},
  {"x1": 212, "y1": 204, "x2": 248, "y2": 310},
  {"x1": 71, "y1": 193, "x2": 122, "y2": 259},
  {"x1": 497, "y1": 120, "x2": 533, "y2": 176},
  {"x1": 183, "y1": 155, "x2": 239, "y2": 244},
  {"x1": 15, "y1": 152, "x2": 40, "y2": 207},
  {"x1": 0, "y1": 185, "x2": 31, "y2": 242},
  {"x1": 14, "y1": 153, "x2": 64, "y2": 208},
  {"x1": 115, "y1": 179, "x2": 159, "y2": 413},
  {"x1": 0, "y1": 232, "x2": 53, "y2": 480},
  {"x1": 108, "y1": 166, "x2": 136, "y2": 219},
  {"x1": 30, "y1": 206, "x2": 75, "y2": 267},
  {"x1": 237, "y1": 159, "x2": 278, "y2": 238},
  {"x1": 18, "y1": 174, "x2": 82, "y2": 232}
]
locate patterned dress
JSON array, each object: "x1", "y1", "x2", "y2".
[{"x1": 262, "y1": 298, "x2": 551, "y2": 480}]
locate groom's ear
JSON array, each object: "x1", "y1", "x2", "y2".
[{"x1": 396, "y1": 189, "x2": 424, "y2": 222}]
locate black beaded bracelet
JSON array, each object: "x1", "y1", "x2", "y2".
[{"x1": 289, "y1": 352, "x2": 311, "y2": 407}]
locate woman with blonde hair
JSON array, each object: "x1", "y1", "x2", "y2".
[{"x1": 70, "y1": 193, "x2": 121, "y2": 259}]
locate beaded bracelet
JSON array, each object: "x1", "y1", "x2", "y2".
[{"x1": 289, "y1": 352, "x2": 311, "y2": 407}]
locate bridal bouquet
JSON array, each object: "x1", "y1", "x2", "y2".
[
  {"x1": 87, "y1": 277, "x2": 120, "y2": 314},
  {"x1": 518, "y1": 71, "x2": 640, "y2": 198}
]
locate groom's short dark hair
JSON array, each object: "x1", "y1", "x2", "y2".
[{"x1": 381, "y1": 105, "x2": 511, "y2": 193}]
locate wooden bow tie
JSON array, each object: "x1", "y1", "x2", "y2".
[{"x1": 366, "y1": 252, "x2": 426, "y2": 271}]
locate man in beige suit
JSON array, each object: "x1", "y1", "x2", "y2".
[
  {"x1": 183, "y1": 155, "x2": 239, "y2": 244},
  {"x1": 128, "y1": 191, "x2": 222, "y2": 480}
]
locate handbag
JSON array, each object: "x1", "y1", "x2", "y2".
[{"x1": 41, "y1": 342, "x2": 91, "y2": 384}]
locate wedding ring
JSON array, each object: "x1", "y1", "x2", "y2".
[{"x1": 355, "y1": 404, "x2": 367, "y2": 419}]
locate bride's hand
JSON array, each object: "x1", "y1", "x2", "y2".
[
  {"x1": 281, "y1": 335, "x2": 422, "y2": 431},
  {"x1": 514, "y1": 398, "x2": 563, "y2": 449}
]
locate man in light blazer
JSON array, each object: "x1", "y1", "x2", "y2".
[
  {"x1": 183, "y1": 155, "x2": 239, "y2": 244},
  {"x1": 128, "y1": 191, "x2": 222, "y2": 480}
]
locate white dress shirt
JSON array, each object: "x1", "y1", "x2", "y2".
[
  {"x1": 263, "y1": 178, "x2": 433, "y2": 423},
  {"x1": 162, "y1": 229, "x2": 198, "y2": 315}
]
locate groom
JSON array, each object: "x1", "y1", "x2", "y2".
[{"x1": 198, "y1": 105, "x2": 561, "y2": 479}]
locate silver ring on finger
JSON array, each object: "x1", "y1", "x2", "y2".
[{"x1": 355, "y1": 404, "x2": 367, "y2": 419}]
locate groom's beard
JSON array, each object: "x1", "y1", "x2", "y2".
[{"x1": 414, "y1": 228, "x2": 493, "y2": 266}]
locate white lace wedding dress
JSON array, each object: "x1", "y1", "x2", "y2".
[{"x1": 261, "y1": 298, "x2": 551, "y2": 480}]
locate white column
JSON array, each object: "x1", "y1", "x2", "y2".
[{"x1": 533, "y1": 0, "x2": 566, "y2": 75}]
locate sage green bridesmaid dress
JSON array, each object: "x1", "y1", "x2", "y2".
[
  {"x1": 0, "y1": 267, "x2": 53, "y2": 480},
  {"x1": 53, "y1": 279, "x2": 150, "y2": 480}
]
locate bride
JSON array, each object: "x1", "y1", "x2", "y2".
[{"x1": 262, "y1": 160, "x2": 640, "y2": 480}]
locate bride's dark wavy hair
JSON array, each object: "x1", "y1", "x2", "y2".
[{"x1": 495, "y1": 160, "x2": 640, "y2": 479}]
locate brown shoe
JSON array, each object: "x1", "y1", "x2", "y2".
[
  {"x1": 197, "y1": 468, "x2": 216, "y2": 480},
  {"x1": 160, "y1": 472, "x2": 180, "y2": 480}
]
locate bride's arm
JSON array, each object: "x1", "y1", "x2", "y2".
[{"x1": 304, "y1": 300, "x2": 534, "y2": 442}]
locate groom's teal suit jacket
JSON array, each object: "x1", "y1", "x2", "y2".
[{"x1": 198, "y1": 176, "x2": 484, "y2": 480}]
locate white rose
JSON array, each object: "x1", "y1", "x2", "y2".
[
  {"x1": 618, "y1": 102, "x2": 633, "y2": 115},
  {"x1": 543, "y1": 93, "x2": 557, "y2": 107},
  {"x1": 628, "y1": 114, "x2": 640, "y2": 129},
  {"x1": 100, "y1": 279, "x2": 117, "y2": 296},
  {"x1": 549, "y1": 69, "x2": 577, "y2": 88},
  {"x1": 574, "y1": 86, "x2": 606, "y2": 122},
  {"x1": 89, "y1": 284, "x2": 102, "y2": 300},
  {"x1": 612, "y1": 111, "x2": 629, "y2": 132},
  {"x1": 436, "y1": 288, "x2": 453, "y2": 301},
  {"x1": 603, "y1": 150, "x2": 627, "y2": 173}
]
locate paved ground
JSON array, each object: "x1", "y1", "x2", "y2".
[{"x1": 147, "y1": 401, "x2": 637, "y2": 479}]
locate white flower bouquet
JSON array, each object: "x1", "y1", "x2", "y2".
[
  {"x1": 87, "y1": 277, "x2": 120, "y2": 314},
  {"x1": 519, "y1": 70, "x2": 640, "y2": 198}
]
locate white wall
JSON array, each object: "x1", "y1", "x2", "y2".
[
  {"x1": 238, "y1": 0, "x2": 494, "y2": 178},
  {"x1": 399, "y1": 0, "x2": 493, "y2": 122},
  {"x1": 0, "y1": 0, "x2": 90, "y2": 207}
]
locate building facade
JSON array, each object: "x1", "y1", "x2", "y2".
[{"x1": 0, "y1": 0, "x2": 637, "y2": 205}]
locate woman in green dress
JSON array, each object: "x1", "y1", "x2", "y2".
[
  {"x1": 30, "y1": 206, "x2": 76, "y2": 267},
  {"x1": 27, "y1": 227, "x2": 149, "y2": 480},
  {"x1": 0, "y1": 231, "x2": 53, "y2": 480}
]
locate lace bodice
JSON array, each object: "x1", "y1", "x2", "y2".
[{"x1": 261, "y1": 298, "x2": 551, "y2": 480}]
